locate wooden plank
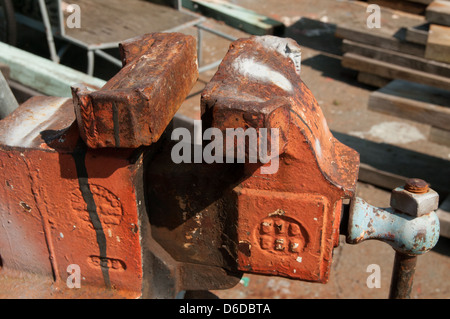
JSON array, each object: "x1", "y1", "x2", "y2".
[
  {"x1": 405, "y1": 23, "x2": 429, "y2": 45},
  {"x1": 182, "y1": 0, "x2": 284, "y2": 35},
  {"x1": 0, "y1": 42, "x2": 106, "y2": 97},
  {"x1": 365, "y1": 0, "x2": 427, "y2": 15},
  {"x1": 336, "y1": 27, "x2": 426, "y2": 57},
  {"x1": 335, "y1": 3, "x2": 426, "y2": 57},
  {"x1": 357, "y1": 72, "x2": 391, "y2": 88},
  {"x1": 410, "y1": 0, "x2": 433, "y2": 4},
  {"x1": 63, "y1": 0, "x2": 198, "y2": 45},
  {"x1": 426, "y1": 0, "x2": 450, "y2": 26},
  {"x1": 425, "y1": 24, "x2": 450, "y2": 64},
  {"x1": 436, "y1": 196, "x2": 450, "y2": 238},
  {"x1": 358, "y1": 162, "x2": 408, "y2": 191},
  {"x1": 342, "y1": 52, "x2": 450, "y2": 90},
  {"x1": 429, "y1": 126, "x2": 450, "y2": 147},
  {"x1": 342, "y1": 39, "x2": 450, "y2": 77},
  {"x1": 332, "y1": 130, "x2": 450, "y2": 194},
  {"x1": 368, "y1": 80, "x2": 450, "y2": 130}
]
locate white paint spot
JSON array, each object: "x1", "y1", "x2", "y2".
[
  {"x1": 60, "y1": 232, "x2": 64, "y2": 239},
  {"x1": 315, "y1": 138, "x2": 322, "y2": 158},
  {"x1": 296, "y1": 256, "x2": 302, "y2": 263},
  {"x1": 254, "y1": 36, "x2": 301, "y2": 75},
  {"x1": 368, "y1": 122, "x2": 425, "y2": 144},
  {"x1": 232, "y1": 57, "x2": 293, "y2": 92},
  {"x1": 351, "y1": 122, "x2": 425, "y2": 144}
]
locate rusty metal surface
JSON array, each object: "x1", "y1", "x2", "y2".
[
  {"x1": 389, "y1": 253, "x2": 417, "y2": 299},
  {"x1": 72, "y1": 32, "x2": 198, "y2": 148},
  {"x1": 197, "y1": 35, "x2": 360, "y2": 283},
  {"x1": 0, "y1": 95, "x2": 146, "y2": 297}
]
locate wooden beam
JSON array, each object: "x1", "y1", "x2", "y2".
[
  {"x1": 426, "y1": 0, "x2": 450, "y2": 26},
  {"x1": 357, "y1": 72, "x2": 391, "y2": 88},
  {"x1": 342, "y1": 39, "x2": 450, "y2": 77},
  {"x1": 342, "y1": 52, "x2": 450, "y2": 90},
  {"x1": 332, "y1": 130, "x2": 450, "y2": 194},
  {"x1": 182, "y1": 0, "x2": 284, "y2": 35},
  {"x1": 368, "y1": 80, "x2": 450, "y2": 131},
  {"x1": 0, "y1": 42, "x2": 106, "y2": 97},
  {"x1": 405, "y1": 24, "x2": 429, "y2": 45},
  {"x1": 429, "y1": 126, "x2": 450, "y2": 147},
  {"x1": 425, "y1": 24, "x2": 450, "y2": 64},
  {"x1": 436, "y1": 196, "x2": 450, "y2": 238}
]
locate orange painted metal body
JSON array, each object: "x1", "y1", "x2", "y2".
[
  {"x1": 201, "y1": 36, "x2": 359, "y2": 283},
  {"x1": 0, "y1": 33, "x2": 361, "y2": 297},
  {"x1": 0, "y1": 97, "x2": 145, "y2": 297}
]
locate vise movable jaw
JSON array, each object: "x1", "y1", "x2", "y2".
[{"x1": 0, "y1": 32, "x2": 439, "y2": 299}]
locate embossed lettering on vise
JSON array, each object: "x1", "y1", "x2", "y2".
[
  {"x1": 71, "y1": 184, "x2": 123, "y2": 227},
  {"x1": 257, "y1": 212, "x2": 309, "y2": 254},
  {"x1": 88, "y1": 256, "x2": 126, "y2": 271}
]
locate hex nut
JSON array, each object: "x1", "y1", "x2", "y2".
[{"x1": 390, "y1": 187, "x2": 439, "y2": 217}]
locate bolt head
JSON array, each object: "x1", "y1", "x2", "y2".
[{"x1": 390, "y1": 186, "x2": 439, "y2": 217}]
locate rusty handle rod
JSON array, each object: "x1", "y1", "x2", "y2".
[{"x1": 389, "y1": 252, "x2": 418, "y2": 299}]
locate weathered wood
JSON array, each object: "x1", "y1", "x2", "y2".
[
  {"x1": 63, "y1": 0, "x2": 199, "y2": 46},
  {"x1": 436, "y1": 196, "x2": 450, "y2": 238},
  {"x1": 365, "y1": 0, "x2": 427, "y2": 15},
  {"x1": 426, "y1": 0, "x2": 450, "y2": 26},
  {"x1": 410, "y1": 0, "x2": 433, "y2": 5},
  {"x1": 0, "y1": 41, "x2": 106, "y2": 97},
  {"x1": 336, "y1": 27, "x2": 426, "y2": 57},
  {"x1": 429, "y1": 126, "x2": 450, "y2": 147},
  {"x1": 335, "y1": 3, "x2": 426, "y2": 57},
  {"x1": 182, "y1": 0, "x2": 284, "y2": 35},
  {"x1": 342, "y1": 52, "x2": 450, "y2": 90},
  {"x1": 342, "y1": 39, "x2": 450, "y2": 77},
  {"x1": 357, "y1": 72, "x2": 391, "y2": 88},
  {"x1": 368, "y1": 80, "x2": 450, "y2": 131},
  {"x1": 425, "y1": 24, "x2": 450, "y2": 64},
  {"x1": 405, "y1": 23, "x2": 429, "y2": 45},
  {"x1": 333, "y1": 131, "x2": 450, "y2": 194}
]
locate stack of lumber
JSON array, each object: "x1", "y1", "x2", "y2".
[{"x1": 337, "y1": 0, "x2": 450, "y2": 147}]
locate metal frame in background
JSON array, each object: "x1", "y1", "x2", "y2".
[{"x1": 15, "y1": 0, "x2": 237, "y2": 76}]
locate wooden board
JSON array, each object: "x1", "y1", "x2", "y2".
[
  {"x1": 342, "y1": 39, "x2": 450, "y2": 77},
  {"x1": 426, "y1": 0, "x2": 450, "y2": 26},
  {"x1": 63, "y1": 0, "x2": 199, "y2": 46},
  {"x1": 425, "y1": 24, "x2": 450, "y2": 64},
  {"x1": 357, "y1": 72, "x2": 391, "y2": 88},
  {"x1": 342, "y1": 52, "x2": 450, "y2": 90},
  {"x1": 405, "y1": 23, "x2": 429, "y2": 45},
  {"x1": 436, "y1": 196, "x2": 450, "y2": 238},
  {"x1": 336, "y1": 27, "x2": 426, "y2": 57},
  {"x1": 368, "y1": 80, "x2": 450, "y2": 130},
  {"x1": 0, "y1": 42, "x2": 106, "y2": 97},
  {"x1": 429, "y1": 126, "x2": 450, "y2": 147},
  {"x1": 332, "y1": 130, "x2": 450, "y2": 194},
  {"x1": 335, "y1": 3, "x2": 426, "y2": 57},
  {"x1": 365, "y1": 0, "x2": 427, "y2": 15},
  {"x1": 182, "y1": 0, "x2": 284, "y2": 35}
]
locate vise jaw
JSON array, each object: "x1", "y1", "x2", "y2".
[{"x1": 1, "y1": 31, "x2": 438, "y2": 298}]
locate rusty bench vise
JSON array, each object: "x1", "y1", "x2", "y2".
[{"x1": 0, "y1": 33, "x2": 439, "y2": 299}]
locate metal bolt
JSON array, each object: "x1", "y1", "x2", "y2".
[{"x1": 405, "y1": 178, "x2": 429, "y2": 194}]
